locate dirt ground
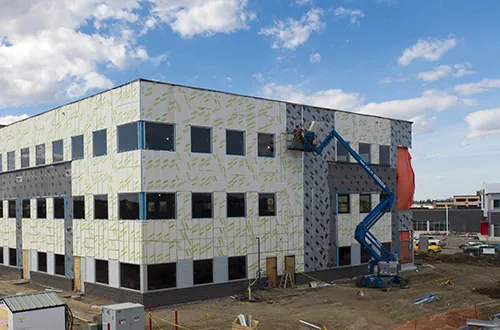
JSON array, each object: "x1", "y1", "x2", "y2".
[{"x1": 2, "y1": 239, "x2": 500, "y2": 329}]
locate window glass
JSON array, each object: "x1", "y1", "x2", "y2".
[
  {"x1": 257, "y1": 133, "x2": 274, "y2": 157},
  {"x1": 36, "y1": 144, "x2": 46, "y2": 165},
  {"x1": 118, "y1": 123, "x2": 139, "y2": 152},
  {"x1": 53, "y1": 139, "x2": 64, "y2": 162},
  {"x1": 119, "y1": 193, "x2": 140, "y2": 220},
  {"x1": 0, "y1": 201, "x2": 3, "y2": 218},
  {"x1": 95, "y1": 259, "x2": 109, "y2": 284},
  {"x1": 54, "y1": 198, "x2": 65, "y2": 219},
  {"x1": 228, "y1": 256, "x2": 246, "y2": 280},
  {"x1": 145, "y1": 122, "x2": 175, "y2": 151},
  {"x1": 38, "y1": 252, "x2": 47, "y2": 272},
  {"x1": 193, "y1": 259, "x2": 213, "y2": 285},
  {"x1": 37, "y1": 199, "x2": 47, "y2": 219},
  {"x1": 191, "y1": 126, "x2": 212, "y2": 153},
  {"x1": 148, "y1": 263, "x2": 176, "y2": 290},
  {"x1": 494, "y1": 200, "x2": 500, "y2": 208},
  {"x1": 120, "y1": 263, "x2": 140, "y2": 290},
  {"x1": 226, "y1": 130, "x2": 245, "y2": 155},
  {"x1": 379, "y1": 145, "x2": 390, "y2": 165},
  {"x1": 93, "y1": 129, "x2": 107, "y2": 157},
  {"x1": 337, "y1": 194, "x2": 350, "y2": 214},
  {"x1": 192, "y1": 193, "x2": 212, "y2": 218},
  {"x1": 72, "y1": 135, "x2": 84, "y2": 160},
  {"x1": 0, "y1": 154, "x2": 2, "y2": 171},
  {"x1": 8, "y1": 200, "x2": 16, "y2": 218},
  {"x1": 359, "y1": 143, "x2": 371, "y2": 163},
  {"x1": 21, "y1": 148, "x2": 29, "y2": 168},
  {"x1": 146, "y1": 193, "x2": 176, "y2": 219},
  {"x1": 336, "y1": 140, "x2": 350, "y2": 162},
  {"x1": 94, "y1": 195, "x2": 108, "y2": 219},
  {"x1": 22, "y1": 199, "x2": 30, "y2": 218},
  {"x1": 338, "y1": 246, "x2": 351, "y2": 266},
  {"x1": 227, "y1": 193, "x2": 246, "y2": 217},
  {"x1": 73, "y1": 196, "x2": 85, "y2": 219},
  {"x1": 258, "y1": 193, "x2": 276, "y2": 216},
  {"x1": 7, "y1": 151, "x2": 15, "y2": 170},
  {"x1": 360, "y1": 194, "x2": 372, "y2": 213}
]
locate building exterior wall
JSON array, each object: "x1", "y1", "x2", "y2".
[{"x1": 412, "y1": 209, "x2": 483, "y2": 233}]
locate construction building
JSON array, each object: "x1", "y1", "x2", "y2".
[
  {"x1": 0, "y1": 79, "x2": 414, "y2": 306},
  {"x1": 481, "y1": 183, "x2": 500, "y2": 237}
]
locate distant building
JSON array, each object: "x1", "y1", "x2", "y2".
[{"x1": 481, "y1": 183, "x2": 500, "y2": 237}]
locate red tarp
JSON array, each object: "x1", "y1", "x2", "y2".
[{"x1": 397, "y1": 147, "x2": 415, "y2": 210}]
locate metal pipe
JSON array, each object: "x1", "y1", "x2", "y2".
[
  {"x1": 175, "y1": 310, "x2": 178, "y2": 330},
  {"x1": 299, "y1": 319, "x2": 322, "y2": 329},
  {"x1": 256, "y1": 236, "x2": 261, "y2": 281}
]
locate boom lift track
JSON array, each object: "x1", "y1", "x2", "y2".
[{"x1": 289, "y1": 122, "x2": 407, "y2": 289}]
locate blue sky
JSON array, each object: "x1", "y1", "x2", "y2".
[{"x1": 1, "y1": 0, "x2": 499, "y2": 200}]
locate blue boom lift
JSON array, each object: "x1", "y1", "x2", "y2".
[{"x1": 289, "y1": 122, "x2": 408, "y2": 289}]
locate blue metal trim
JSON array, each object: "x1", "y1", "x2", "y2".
[{"x1": 141, "y1": 121, "x2": 146, "y2": 149}]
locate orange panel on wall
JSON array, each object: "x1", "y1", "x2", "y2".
[{"x1": 397, "y1": 147, "x2": 415, "y2": 210}]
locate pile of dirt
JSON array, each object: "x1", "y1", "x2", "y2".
[
  {"x1": 416, "y1": 252, "x2": 500, "y2": 266},
  {"x1": 473, "y1": 281, "x2": 500, "y2": 299},
  {"x1": 393, "y1": 306, "x2": 481, "y2": 330}
]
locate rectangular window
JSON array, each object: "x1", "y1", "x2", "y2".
[
  {"x1": 227, "y1": 193, "x2": 246, "y2": 218},
  {"x1": 379, "y1": 145, "x2": 390, "y2": 165},
  {"x1": 73, "y1": 196, "x2": 85, "y2": 219},
  {"x1": 192, "y1": 193, "x2": 213, "y2": 218},
  {"x1": 117, "y1": 123, "x2": 139, "y2": 152},
  {"x1": 52, "y1": 139, "x2": 64, "y2": 162},
  {"x1": 494, "y1": 200, "x2": 500, "y2": 209},
  {"x1": 257, "y1": 133, "x2": 275, "y2": 157},
  {"x1": 337, "y1": 194, "x2": 350, "y2": 214},
  {"x1": 0, "y1": 247, "x2": 3, "y2": 264},
  {"x1": 228, "y1": 256, "x2": 246, "y2": 280},
  {"x1": 146, "y1": 193, "x2": 176, "y2": 219},
  {"x1": 359, "y1": 143, "x2": 371, "y2": 163},
  {"x1": 36, "y1": 144, "x2": 46, "y2": 166},
  {"x1": 145, "y1": 122, "x2": 175, "y2": 151},
  {"x1": 95, "y1": 259, "x2": 109, "y2": 284},
  {"x1": 37, "y1": 199, "x2": 47, "y2": 219},
  {"x1": 338, "y1": 246, "x2": 351, "y2": 266},
  {"x1": 72, "y1": 135, "x2": 84, "y2": 160},
  {"x1": 360, "y1": 194, "x2": 372, "y2": 213},
  {"x1": 120, "y1": 263, "x2": 140, "y2": 290},
  {"x1": 55, "y1": 254, "x2": 65, "y2": 276},
  {"x1": 361, "y1": 245, "x2": 372, "y2": 264},
  {"x1": 0, "y1": 201, "x2": 3, "y2": 218},
  {"x1": 119, "y1": 193, "x2": 140, "y2": 220},
  {"x1": 193, "y1": 259, "x2": 213, "y2": 285},
  {"x1": 22, "y1": 199, "x2": 30, "y2": 219},
  {"x1": 9, "y1": 248, "x2": 16, "y2": 266},
  {"x1": 7, "y1": 151, "x2": 15, "y2": 170},
  {"x1": 21, "y1": 147, "x2": 29, "y2": 168},
  {"x1": 8, "y1": 200, "x2": 16, "y2": 218},
  {"x1": 94, "y1": 195, "x2": 108, "y2": 219},
  {"x1": 191, "y1": 126, "x2": 212, "y2": 153},
  {"x1": 226, "y1": 130, "x2": 245, "y2": 156},
  {"x1": 148, "y1": 263, "x2": 176, "y2": 290},
  {"x1": 93, "y1": 129, "x2": 107, "y2": 157},
  {"x1": 336, "y1": 140, "x2": 350, "y2": 162},
  {"x1": 258, "y1": 193, "x2": 276, "y2": 216},
  {"x1": 54, "y1": 198, "x2": 65, "y2": 219}
]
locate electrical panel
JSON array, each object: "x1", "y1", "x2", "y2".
[{"x1": 101, "y1": 303, "x2": 144, "y2": 330}]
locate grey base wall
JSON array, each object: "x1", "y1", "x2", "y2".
[
  {"x1": 0, "y1": 264, "x2": 22, "y2": 278},
  {"x1": 30, "y1": 271, "x2": 74, "y2": 292}
]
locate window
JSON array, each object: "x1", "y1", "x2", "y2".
[
  {"x1": 257, "y1": 133, "x2": 275, "y2": 157},
  {"x1": 361, "y1": 245, "x2": 372, "y2": 264},
  {"x1": 337, "y1": 194, "x2": 350, "y2": 214},
  {"x1": 55, "y1": 254, "x2": 65, "y2": 276},
  {"x1": 0, "y1": 202, "x2": 3, "y2": 218},
  {"x1": 379, "y1": 145, "x2": 390, "y2": 165},
  {"x1": 37, "y1": 199, "x2": 47, "y2": 219},
  {"x1": 36, "y1": 144, "x2": 46, "y2": 166},
  {"x1": 227, "y1": 193, "x2": 245, "y2": 218},
  {"x1": 148, "y1": 263, "x2": 176, "y2": 290},
  {"x1": 414, "y1": 221, "x2": 427, "y2": 231},
  {"x1": 146, "y1": 193, "x2": 176, "y2": 219},
  {"x1": 73, "y1": 196, "x2": 85, "y2": 219},
  {"x1": 192, "y1": 193, "x2": 212, "y2": 218},
  {"x1": 21, "y1": 147, "x2": 29, "y2": 168},
  {"x1": 94, "y1": 195, "x2": 108, "y2": 219},
  {"x1": 494, "y1": 200, "x2": 500, "y2": 209},
  {"x1": 193, "y1": 259, "x2": 213, "y2": 285},
  {"x1": 336, "y1": 140, "x2": 350, "y2": 162},
  {"x1": 119, "y1": 193, "x2": 140, "y2": 220},
  {"x1": 22, "y1": 199, "x2": 30, "y2": 218},
  {"x1": 226, "y1": 130, "x2": 245, "y2": 156},
  {"x1": 191, "y1": 126, "x2": 212, "y2": 153},
  {"x1": 72, "y1": 135, "x2": 84, "y2": 160},
  {"x1": 120, "y1": 263, "x2": 140, "y2": 290},
  {"x1": 117, "y1": 123, "x2": 139, "y2": 152},
  {"x1": 0, "y1": 154, "x2": 2, "y2": 172},
  {"x1": 8, "y1": 200, "x2": 16, "y2": 218},
  {"x1": 145, "y1": 122, "x2": 175, "y2": 151},
  {"x1": 359, "y1": 143, "x2": 371, "y2": 163},
  {"x1": 258, "y1": 193, "x2": 276, "y2": 216},
  {"x1": 338, "y1": 246, "x2": 351, "y2": 266},
  {"x1": 54, "y1": 198, "x2": 65, "y2": 219},
  {"x1": 52, "y1": 139, "x2": 64, "y2": 162},
  {"x1": 9, "y1": 248, "x2": 17, "y2": 266},
  {"x1": 95, "y1": 259, "x2": 109, "y2": 284},
  {"x1": 360, "y1": 194, "x2": 371, "y2": 213},
  {"x1": 93, "y1": 129, "x2": 107, "y2": 157},
  {"x1": 7, "y1": 151, "x2": 15, "y2": 170},
  {"x1": 228, "y1": 256, "x2": 246, "y2": 280}
]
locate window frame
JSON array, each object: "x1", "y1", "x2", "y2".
[
  {"x1": 494, "y1": 200, "x2": 500, "y2": 209},
  {"x1": 226, "y1": 129, "x2": 245, "y2": 156},
  {"x1": 71, "y1": 135, "x2": 84, "y2": 160},
  {"x1": 146, "y1": 193, "x2": 176, "y2": 220},
  {"x1": 359, "y1": 194, "x2": 372, "y2": 213},
  {"x1": 94, "y1": 194, "x2": 109, "y2": 219},
  {"x1": 22, "y1": 199, "x2": 30, "y2": 219},
  {"x1": 192, "y1": 193, "x2": 213, "y2": 219},
  {"x1": 118, "y1": 193, "x2": 140, "y2": 220},
  {"x1": 21, "y1": 147, "x2": 30, "y2": 168},
  {"x1": 92, "y1": 129, "x2": 107, "y2": 157},
  {"x1": 336, "y1": 140, "x2": 350, "y2": 162},
  {"x1": 227, "y1": 193, "x2": 246, "y2": 218},
  {"x1": 7, "y1": 151, "x2": 15, "y2": 170},
  {"x1": 379, "y1": 145, "x2": 390, "y2": 165},
  {"x1": 337, "y1": 194, "x2": 350, "y2": 214},
  {"x1": 36, "y1": 144, "x2": 46, "y2": 166},
  {"x1": 53, "y1": 197, "x2": 65, "y2": 219},
  {"x1": 190, "y1": 126, "x2": 212, "y2": 154},
  {"x1": 257, "y1": 133, "x2": 275, "y2": 158},
  {"x1": 358, "y1": 143, "x2": 371, "y2": 164},
  {"x1": 52, "y1": 139, "x2": 64, "y2": 163},
  {"x1": 8, "y1": 200, "x2": 16, "y2": 218},
  {"x1": 37, "y1": 199, "x2": 47, "y2": 219},
  {"x1": 73, "y1": 196, "x2": 85, "y2": 219},
  {"x1": 117, "y1": 122, "x2": 139, "y2": 153},
  {"x1": 144, "y1": 122, "x2": 175, "y2": 152},
  {"x1": 258, "y1": 193, "x2": 276, "y2": 217}
]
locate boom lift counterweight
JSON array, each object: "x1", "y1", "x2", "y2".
[{"x1": 289, "y1": 122, "x2": 407, "y2": 289}]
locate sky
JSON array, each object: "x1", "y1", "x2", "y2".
[{"x1": 0, "y1": 0, "x2": 499, "y2": 201}]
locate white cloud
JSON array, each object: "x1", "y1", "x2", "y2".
[
  {"x1": 309, "y1": 53, "x2": 321, "y2": 63},
  {"x1": 453, "y1": 62, "x2": 477, "y2": 78},
  {"x1": 0, "y1": 114, "x2": 29, "y2": 126},
  {"x1": 465, "y1": 107, "x2": 500, "y2": 138},
  {"x1": 398, "y1": 36, "x2": 457, "y2": 66},
  {"x1": 149, "y1": 0, "x2": 256, "y2": 38},
  {"x1": 410, "y1": 115, "x2": 436, "y2": 135},
  {"x1": 262, "y1": 83, "x2": 364, "y2": 110},
  {"x1": 436, "y1": 175, "x2": 443, "y2": 180},
  {"x1": 454, "y1": 78, "x2": 500, "y2": 96},
  {"x1": 417, "y1": 65, "x2": 453, "y2": 82},
  {"x1": 259, "y1": 8, "x2": 325, "y2": 50},
  {"x1": 334, "y1": 7, "x2": 365, "y2": 26},
  {"x1": 379, "y1": 75, "x2": 410, "y2": 84},
  {"x1": 296, "y1": 0, "x2": 313, "y2": 4},
  {"x1": 252, "y1": 73, "x2": 264, "y2": 83}
]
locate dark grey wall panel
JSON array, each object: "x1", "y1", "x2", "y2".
[
  {"x1": 391, "y1": 120, "x2": 412, "y2": 148},
  {"x1": 328, "y1": 163, "x2": 397, "y2": 195},
  {"x1": 412, "y1": 209, "x2": 484, "y2": 232},
  {"x1": 0, "y1": 162, "x2": 73, "y2": 277}
]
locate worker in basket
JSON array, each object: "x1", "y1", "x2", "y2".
[{"x1": 292, "y1": 124, "x2": 305, "y2": 146}]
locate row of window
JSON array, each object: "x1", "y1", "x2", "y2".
[
  {"x1": 0, "y1": 192, "x2": 277, "y2": 220},
  {"x1": 0, "y1": 121, "x2": 392, "y2": 172},
  {"x1": 337, "y1": 193, "x2": 383, "y2": 214}
]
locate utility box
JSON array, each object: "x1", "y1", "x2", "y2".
[{"x1": 101, "y1": 303, "x2": 144, "y2": 330}]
